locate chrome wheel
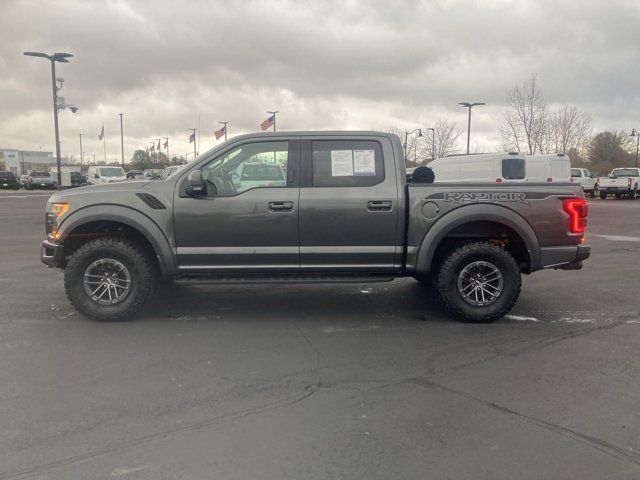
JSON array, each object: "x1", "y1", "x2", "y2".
[
  {"x1": 83, "y1": 258, "x2": 132, "y2": 305},
  {"x1": 456, "y1": 260, "x2": 504, "y2": 307}
]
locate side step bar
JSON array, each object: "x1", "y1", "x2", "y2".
[{"x1": 174, "y1": 273, "x2": 396, "y2": 285}]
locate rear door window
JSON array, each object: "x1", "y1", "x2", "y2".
[
  {"x1": 502, "y1": 158, "x2": 525, "y2": 180},
  {"x1": 571, "y1": 169, "x2": 581, "y2": 178}
]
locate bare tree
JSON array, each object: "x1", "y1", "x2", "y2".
[
  {"x1": 500, "y1": 74, "x2": 549, "y2": 154},
  {"x1": 423, "y1": 118, "x2": 463, "y2": 160},
  {"x1": 549, "y1": 106, "x2": 592, "y2": 154}
]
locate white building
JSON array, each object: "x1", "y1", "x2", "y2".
[{"x1": 1, "y1": 149, "x2": 56, "y2": 174}]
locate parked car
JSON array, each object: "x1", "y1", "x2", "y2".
[
  {"x1": 126, "y1": 170, "x2": 143, "y2": 179},
  {"x1": 69, "y1": 171, "x2": 86, "y2": 188},
  {"x1": 231, "y1": 162, "x2": 286, "y2": 191},
  {"x1": 0, "y1": 171, "x2": 20, "y2": 190},
  {"x1": 570, "y1": 168, "x2": 597, "y2": 198},
  {"x1": 597, "y1": 167, "x2": 640, "y2": 199},
  {"x1": 18, "y1": 174, "x2": 29, "y2": 188},
  {"x1": 160, "y1": 165, "x2": 183, "y2": 179},
  {"x1": 427, "y1": 153, "x2": 527, "y2": 183},
  {"x1": 525, "y1": 154, "x2": 571, "y2": 184},
  {"x1": 41, "y1": 131, "x2": 590, "y2": 323},
  {"x1": 27, "y1": 171, "x2": 56, "y2": 190},
  {"x1": 143, "y1": 169, "x2": 163, "y2": 179},
  {"x1": 87, "y1": 166, "x2": 127, "y2": 185}
]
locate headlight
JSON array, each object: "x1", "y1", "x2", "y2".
[
  {"x1": 47, "y1": 203, "x2": 69, "y2": 241},
  {"x1": 51, "y1": 203, "x2": 69, "y2": 219}
]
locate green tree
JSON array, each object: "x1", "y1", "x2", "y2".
[{"x1": 587, "y1": 131, "x2": 633, "y2": 175}]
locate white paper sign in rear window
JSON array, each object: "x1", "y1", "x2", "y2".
[
  {"x1": 353, "y1": 150, "x2": 376, "y2": 176},
  {"x1": 331, "y1": 150, "x2": 354, "y2": 176}
]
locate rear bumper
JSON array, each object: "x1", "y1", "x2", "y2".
[
  {"x1": 41, "y1": 240, "x2": 65, "y2": 268},
  {"x1": 540, "y1": 245, "x2": 590, "y2": 270},
  {"x1": 599, "y1": 186, "x2": 631, "y2": 193}
]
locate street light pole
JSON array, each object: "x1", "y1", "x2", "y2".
[
  {"x1": 459, "y1": 102, "x2": 485, "y2": 155},
  {"x1": 24, "y1": 51, "x2": 73, "y2": 188},
  {"x1": 119, "y1": 113, "x2": 125, "y2": 168},
  {"x1": 78, "y1": 133, "x2": 83, "y2": 172},
  {"x1": 631, "y1": 129, "x2": 639, "y2": 168},
  {"x1": 403, "y1": 128, "x2": 423, "y2": 164},
  {"x1": 426, "y1": 127, "x2": 435, "y2": 161}
]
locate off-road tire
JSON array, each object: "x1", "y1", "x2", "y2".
[
  {"x1": 64, "y1": 237, "x2": 157, "y2": 321},
  {"x1": 435, "y1": 242, "x2": 521, "y2": 323}
]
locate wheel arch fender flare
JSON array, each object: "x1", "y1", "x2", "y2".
[
  {"x1": 416, "y1": 204, "x2": 541, "y2": 273},
  {"x1": 57, "y1": 205, "x2": 177, "y2": 276}
]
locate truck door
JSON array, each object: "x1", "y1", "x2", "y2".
[
  {"x1": 173, "y1": 138, "x2": 301, "y2": 272},
  {"x1": 298, "y1": 137, "x2": 400, "y2": 271}
]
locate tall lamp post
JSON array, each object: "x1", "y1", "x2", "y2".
[
  {"x1": 23, "y1": 51, "x2": 73, "y2": 188},
  {"x1": 631, "y1": 129, "x2": 639, "y2": 168},
  {"x1": 119, "y1": 113, "x2": 125, "y2": 168},
  {"x1": 459, "y1": 102, "x2": 485, "y2": 154},
  {"x1": 78, "y1": 133, "x2": 84, "y2": 172},
  {"x1": 426, "y1": 127, "x2": 435, "y2": 161},
  {"x1": 403, "y1": 128, "x2": 423, "y2": 164}
]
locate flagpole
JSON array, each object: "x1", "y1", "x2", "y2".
[
  {"x1": 197, "y1": 115, "x2": 200, "y2": 157},
  {"x1": 189, "y1": 128, "x2": 197, "y2": 160},
  {"x1": 220, "y1": 121, "x2": 229, "y2": 141},
  {"x1": 103, "y1": 135, "x2": 106, "y2": 164},
  {"x1": 267, "y1": 111, "x2": 278, "y2": 132}
]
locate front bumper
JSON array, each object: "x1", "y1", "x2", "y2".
[
  {"x1": 41, "y1": 240, "x2": 65, "y2": 268},
  {"x1": 540, "y1": 244, "x2": 591, "y2": 270}
]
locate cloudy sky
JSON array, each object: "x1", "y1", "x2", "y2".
[{"x1": 1, "y1": 0, "x2": 639, "y2": 162}]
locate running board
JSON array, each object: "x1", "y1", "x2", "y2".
[{"x1": 174, "y1": 273, "x2": 396, "y2": 285}]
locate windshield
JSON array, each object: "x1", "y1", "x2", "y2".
[
  {"x1": 241, "y1": 164, "x2": 284, "y2": 181},
  {"x1": 31, "y1": 171, "x2": 49, "y2": 177},
  {"x1": 611, "y1": 168, "x2": 638, "y2": 177},
  {"x1": 99, "y1": 167, "x2": 125, "y2": 177}
]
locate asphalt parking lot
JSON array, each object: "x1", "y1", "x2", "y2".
[{"x1": 1, "y1": 191, "x2": 639, "y2": 480}]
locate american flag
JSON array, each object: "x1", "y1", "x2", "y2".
[
  {"x1": 188, "y1": 132, "x2": 195, "y2": 143},
  {"x1": 98, "y1": 125, "x2": 104, "y2": 140},
  {"x1": 260, "y1": 114, "x2": 275, "y2": 131},
  {"x1": 214, "y1": 125, "x2": 226, "y2": 140}
]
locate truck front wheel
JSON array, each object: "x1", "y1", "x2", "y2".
[
  {"x1": 435, "y1": 242, "x2": 521, "y2": 323},
  {"x1": 64, "y1": 238, "x2": 158, "y2": 321}
]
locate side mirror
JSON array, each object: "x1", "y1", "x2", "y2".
[{"x1": 185, "y1": 170, "x2": 208, "y2": 196}]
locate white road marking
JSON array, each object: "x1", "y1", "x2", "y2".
[
  {"x1": 505, "y1": 314, "x2": 539, "y2": 322},
  {"x1": 591, "y1": 234, "x2": 640, "y2": 242},
  {"x1": 111, "y1": 465, "x2": 149, "y2": 477}
]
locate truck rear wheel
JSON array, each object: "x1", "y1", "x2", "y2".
[
  {"x1": 64, "y1": 238, "x2": 157, "y2": 321},
  {"x1": 435, "y1": 242, "x2": 521, "y2": 323}
]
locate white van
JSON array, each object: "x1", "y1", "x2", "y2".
[
  {"x1": 525, "y1": 154, "x2": 571, "y2": 184},
  {"x1": 87, "y1": 166, "x2": 127, "y2": 185},
  {"x1": 427, "y1": 153, "x2": 526, "y2": 183}
]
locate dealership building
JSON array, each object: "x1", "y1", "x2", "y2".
[{"x1": 1, "y1": 149, "x2": 56, "y2": 174}]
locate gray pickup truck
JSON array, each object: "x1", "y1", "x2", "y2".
[{"x1": 41, "y1": 131, "x2": 590, "y2": 322}]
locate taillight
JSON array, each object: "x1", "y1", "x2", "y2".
[
  {"x1": 495, "y1": 178, "x2": 503, "y2": 183},
  {"x1": 628, "y1": 178, "x2": 633, "y2": 187},
  {"x1": 563, "y1": 198, "x2": 588, "y2": 234}
]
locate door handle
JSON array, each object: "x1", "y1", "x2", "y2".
[
  {"x1": 367, "y1": 200, "x2": 392, "y2": 211},
  {"x1": 269, "y1": 201, "x2": 294, "y2": 212}
]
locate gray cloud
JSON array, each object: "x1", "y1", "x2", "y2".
[{"x1": 1, "y1": 0, "x2": 639, "y2": 160}]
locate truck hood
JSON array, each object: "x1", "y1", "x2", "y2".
[{"x1": 49, "y1": 180, "x2": 151, "y2": 202}]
